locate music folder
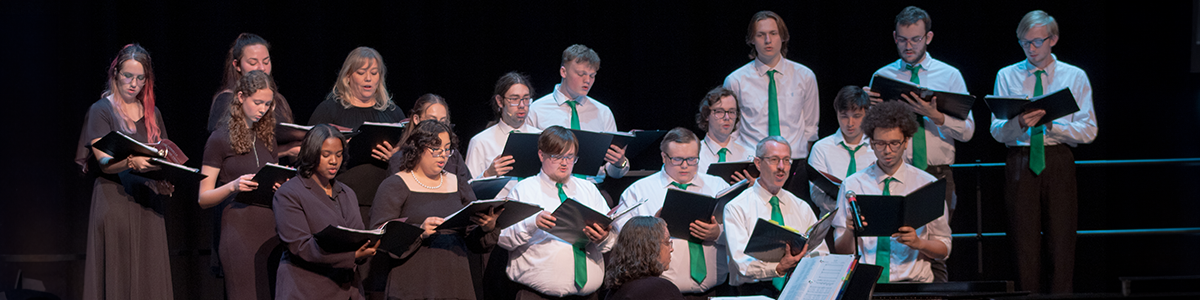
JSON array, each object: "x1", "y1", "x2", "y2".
[
  {"x1": 546, "y1": 198, "x2": 613, "y2": 245},
  {"x1": 275, "y1": 123, "x2": 354, "y2": 145},
  {"x1": 705, "y1": 161, "x2": 759, "y2": 183},
  {"x1": 345, "y1": 122, "x2": 406, "y2": 168},
  {"x1": 498, "y1": 132, "x2": 542, "y2": 178},
  {"x1": 313, "y1": 219, "x2": 423, "y2": 255},
  {"x1": 435, "y1": 199, "x2": 543, "y2": 231},
  {"x1": 778, "y1": 254, "x2": 859, "y2": 300},
  {"x1": 856, "y1": 178, "x2": 947, "y2": 236},
  {"x1": 92, "y1": 130, "x2": 166, "y2": 159},
  {"x1": 745, "y1": 218, "x2": 808, "y2": 262},
  {"x1": 234, "y1": 163, "x2": 297, "y2": 208},
  {"x1": 870, "y1": 75, "x2": 976, "y2": 120},
  {"x1": 984, "y1": 87, "x2": 1080, "y2": 126},
  {"x1": 609, "y1": 129, "x2": 669, "y2": 170},
  {"x1": 140, "y1": 158, "x2": 207, "y2": 183},
  {"x1": 567, "y1": 129, "x2": 635, "y2": 176},
  {"x1": 660, "y1": 182, "x2": 749, "y2": 240},
  {"x1": 468, "y1": 176, "x2": 517, "y2": 200},
  {"x1": 807, "y1": 167, "x2": 843, "y2": 197}
]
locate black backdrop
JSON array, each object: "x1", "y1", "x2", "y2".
[{"x1": 3, "y1": 1, "x2": 1199, "y2": 299}]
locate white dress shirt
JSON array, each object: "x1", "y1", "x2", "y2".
[
  {"x1": 525, "y1": 84, "x2": 629, "y2": 181},
  {"x1": 465, "y1": 120, "x2": 541, "y2": 178},
  {"x1": 724, "y1": 59, "x2": 820, "y2": 158},
  {"x1": 723, "y1": 181, "x2": 822, "y2": 286},
  {"x1": 807, "y1": 129, "x2": 876, "y2": 215},
  {"x1": 498, "y1": 171, "x2": 617, "y2": 297},
  {"x1": 870, "y1": 53, "x2": 975, "y2": 166},
  {"x1": 612, "y1": 170, "x2": 731, "y2": 293},
  {"x1": 698, "y1": 132, "x2": 756, "y2": 175},
  {"x1": 990, "y1": 55, "x2": 1097, "y2": 147},
  {"x1": 832, "y1": 163, "x2": 951, "y2": 283}
]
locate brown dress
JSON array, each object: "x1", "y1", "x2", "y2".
[
  {"x1": 74, "y1": 98, "x2": 173, "y2": 300},
  {"x1": 273, "y1": 175, "x2": 367, "y2": 300}
]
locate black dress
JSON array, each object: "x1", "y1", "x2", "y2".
[
  {"x1": 201, "y1": 127, "x2": 280, "y2": 300},
  {"x1": 605, "y1": 277, "x2": 685, "y2": 300},
  {"x1": 208, "y1": 90, "x2": 295, "y2": 132},
  {"x1": 308, "y1": 96, "x2": 406, "y2": 222},
  {"x1": 366, "y1": 172, "x2": 499, "y2": 300},
  {"x1": 74, "y1": 98, "x2": 173, "y2": 300}
]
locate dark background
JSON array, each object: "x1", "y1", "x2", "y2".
[{"x1": 2, "y1": 1, "x2": 1199, "y2": 299}]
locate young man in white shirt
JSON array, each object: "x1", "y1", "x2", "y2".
[
  {"x1": 807, "y1": 86, "x2": 875, "y2": 216},
  {"x1": 498, "y1": 126, "x2": 617, "y2": 299},
  {"x1": 695, "y1": 87, "x2": 755, "y2": 179},
  {"x1": 613, "y1": 127, "x2": 730, "y2": 298},
  {"x1": 525, "y1": 44, "x2": 629, "y2": 183},
  {"x1": 466, "y1": 71, "x2": 542, "y2": 180},
  {"x1": 866, "y1": 6, "x2": 971, "y2": 282},
  {"x1": 723, "y1": 136, "x2": 820, "y2": 297},
  {"x1": 831, "y1": 101, "x2": 951, "y2": 284},
  {"x1": 990, "y1": 10, "x2": 1096, "y2": 294}
]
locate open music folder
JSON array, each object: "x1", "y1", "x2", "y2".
[
  {"x1": 870, "y1": 75, "x2": 976, "y2": 120},
  {"x1": 234, "y1": 163, "x2": 297, "y2": 208},
  {"x1": 984, "y1": 87, "x2": 1080, "y2": 126},
  {"x1": 856, "y1": 178, "x2": 947, "y2": 236}
]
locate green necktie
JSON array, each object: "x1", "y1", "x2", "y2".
[
  {"x1": 906, "y1": 65, "x2": 928, "y2": 170},
  {"x1": 565, "y1": 100, "x2": 581, "y2": 130},
  {"x1": 768, "y1": 196, "x2": 786, "y2": 290},
  {"x1": 717, "y1": 148, "x2": 729, "y2": 162},
  {"x1": 557, "y1": 182, "x2": 588, "y2": 288},
  {"x1": 670, "y1": 181, "x2": 706, "y2": 283},
  {"x1": 766, "y1": 70, "x2": 781, "y2": 136},
  {"x1": 1030, "y1": 70, "x2": 1047, "y2": 175},
  {"x1": 876, "y1": 177, "x2": 897, "y2": 283},
  {"x1": 840, "y1": 142, "x2": 864, "y2": 177}
]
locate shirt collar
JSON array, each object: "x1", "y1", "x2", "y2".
[
  {"x1": 552, "y1": 84, "x2": 588, "y2": 106},
  {"x1": 654, "y1": 169, "x2": 704, "y2": 190},
  {"x1": 752, "y1": 59, "x2": 784, "y2": 77},
  {"x1": 702, "y1": 132, "x2": 738, "y2": 156},
  {"x1": 496, "y1": 119, "x2": 519, "y2": 133},
  {"x1": 536, "y1": 170, "x2": 570, "y2": 191},
  {"x1": 833, "y1": 129, "x2": 868, "y2": 148},
  {"x1": 1020, "y1": 54, "x2": 1058, "y2": 75},
  {"x1": 865, "y1": 163, "x2": 912, "y2": 187},
  {"x1": 898, "y1": 53, "x2": 934, "y2": 72},
  {"x1": 750, "y1": 178, "x2": 787, "y2": 204}
]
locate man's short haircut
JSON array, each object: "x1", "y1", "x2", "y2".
[
  {"x1": 695, "y1": 87, "x2": 739, "y2": 132},
  {"x1": 538, "y1": 126, "x2": 578, "y2": 156},
  {"x1": 833, "y1": 85, "x2": 871, "y2": 113},
  {"x1": 895, "y1": 6, "x2": 932, "y2": 32},
  {"x1": 659, "y1": 127, "x2": 700, "y2": 154},
  {"x1": 1016, "y1": 10, "x2": 1059, "y2": 38},
  {"x1": 561, "y1": 44, "x2": 601, "y2": 70},
  {"x1": 755, "y1": 136, "x2": 791, "y2": 158},
  {"x1": 861, "y1": 101, "x2": 919, "y2": 140},
  {"x1": 745, "y1": 11, "x2": 790, "y2": 60}
]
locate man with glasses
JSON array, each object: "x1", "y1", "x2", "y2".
[
  {"x1": 466, "y1": 72, "x2": 541, "y2": 179},
  {"x1": 831, "y1": 101, "x2": 951, "y2": 283},
  {"x1": 695, "y1": 87, "x2": 755, "y2": 177},
  {"x1": 807, "y1": 86, "x2": 876, "y2": 216},
  {"x1": 864, "y1": 6, "x2": 970, "y2": 282},
  {"x1": 499, "y1": 126, "x2": 616, "y2": 299},
  {"x1": 613, "y1": 127, "x2": 731, "y2": 299},
  {"x1": 723, "y1": 136, "x2": 821, "y2": 297},
  {"x1": 990, "y1": 10, "x2": 1095, "y2": 294}
]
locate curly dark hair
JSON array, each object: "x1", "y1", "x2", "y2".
[
  {"x1": 695, "y1": 87, "x2": 739, "y2": 132},
  {"x1": 395, "y1": 120, "x2": 458, "y2": 173},
  {"x1": 605, "y1": 216, "x2": 668, "y2": 289},
  {"x1": 228, "y1": 70, "x2": 276, "y2": 154},
  {"x1": 861, "y1": 101, "x2": 918, "y2": 140},
  {"x1": 296, "y1": 124, "x2": 347, "y2": 178}
]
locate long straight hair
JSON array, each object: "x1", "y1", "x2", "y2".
[
  {"x1": 329, "y1": 47, "x2": 394, "y2": 111},
  {"x1": 103, "y1": 43, "x2": 160, "y2": 143}
]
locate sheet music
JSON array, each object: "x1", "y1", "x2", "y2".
[{"x1": 778, "y1": 254, "x2": 857, "y2": 300}]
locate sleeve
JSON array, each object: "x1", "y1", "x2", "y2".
[
  {"x1": 525, "y1": 101, "x2": 543, "y2": 131},
  {"x1": 465, "y1": 136, "x2": 490, "y2": 179},
  {"x1": 75, "y1": 101, "x2": 114, "y2": 170},
  {"x1": 586, "y1": 187, "x2": 619, "y2": 253},
  {"x1": 1046, "y1": 74, "x2": 1097, "y2": 145},
  {"x1": 450, "y1": 151, "x2": 474, "y2": 180},
  {"x1": 605, "y1": 159, "x2": 630, "y2": 179},
  {"x1": 989, "y1": 71, "x2": 1026, "y2": 144},
  {"x1": 611, "y1": 185, "x2": 642, "y2": 233},
  {"x1": 937, "y1": 73, "x2": 975, "y2": 142},
  {"x1": 308, "y1": 98, "x2": 335, "y2": 126},
  {"x1": 368, "y1": 176, "x2": 409, "y2": 229},
  {"x1": 498, "y1": 184, "x2": 539, "y2": 251},
  {"x1": 201, "y1": 131, "x2": 228, "y2": 169},
  {"x1": 207, "y1": 93, "x2": 233, "y2": 133},
  {"x1": 723, "y1": 200, "x2": 781, "y2": 280},
  {"x1": 921, "y1": 206, "x2": 953, "y2": 260},
  {"x1": 273, "y1": 184, "x2": 358, "y2": 268},
  {"x1": 801, "y1": 73, "x2": 821, "y2": 143}
]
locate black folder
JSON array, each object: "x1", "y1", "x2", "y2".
[
  {"x1": 92, "y1": 131, "x2": 166, "y2": 159},
  {"x1": 546, "y1": 198, "x2": 613, "y2": 244},
  {"x1": 276, "y1": 123, "x2": 355, "y2": 145},
  {"x1": 705, "y1": 161, "x2": 759, "y2": 183},
  {"x1": 345, "y1": 122, "x2": 406, "y2": 169},
  {"x1": 660, "y1": 189, "x2": 720, "y2": 240},
  {"x1": 499, "y1": 133, "x2": 542, "y2": 178},
  {"x1": 745, "y1": 218, "x2": 809, "y2": 262},
  {"x1": 807, "y1": 167, "x2": 843, "y2": 197},
  {"x1": 856, "y1": 178, "x2": 947, "y2": 236},
  {"x1": 711, "y1": 179, "x2": 751, "y2": 221},
  {"x1": 984, "y1": 88, "x2": 1080, "y2": 126},
  {"x1": 468, "y1": 176, "x2": 516, "y2": 200},
  {"x1": 435, "y1": 199, "x2": 543, "y2": 231},
  {"x1": 610, "y1": 129, "x2": 669, "y2": 170},
  {"x1": 234, "y1": 163, "x2": 297, "y2": 208},
  {"x1": 313, "y1": 219, "x2": 422, "y2": 254},
  {"x1": 870, "y1": 75, "x2": 976, "y2": 120},
  {"x1": 567, "y1": 129, "x2": 634, "y2": 176},
  {"x1": 139, "y1": 158, "x2": 207, "y2": 183},
  {"x1": 805, "y1": 207, "x2": 838, "y2": 252}
]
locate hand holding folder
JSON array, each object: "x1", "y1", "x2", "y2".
[{"x1": 855, "y1": 178, "x2": 947, "y2": 236}]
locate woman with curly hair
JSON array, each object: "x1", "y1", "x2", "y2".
[
  {"x1": 605, "y1": 216, "x2": 684, "y2": 300},
  {"x1": 366, "y1": 119, "x2": 501, "y2": 299}
]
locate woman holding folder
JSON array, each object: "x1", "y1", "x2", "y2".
[
  {"x1": 73, "y1": 44, "x2": 175, "y2": 299},
  {"x1": 197, "y1": 70, "x2": 281, "y2": 300},
  {"x1": 367, "y1": 120, "x2": 501, "y2": 300},
  {"x1": 273, "y1": 124, "x2": 378, "y2": 300}
]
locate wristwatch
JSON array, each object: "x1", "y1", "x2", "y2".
[{"x1": 617, "y1": 158, "x2": 629, "y2": 169}]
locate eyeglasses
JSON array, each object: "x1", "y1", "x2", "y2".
[
  {"x1": 663, "y1": 153, "x2": 699, "y2": 166},
  {"x1": 758, "y1": 156, "x2": 792, "y2": 166},
  {"x1": 710, "y1": 109, "x2": 738, "y2": 119},
  {"x1": 504, "y1": 96, "x2": 532, "y2": 107},
  {"x1": 1018, "y1": 35, "x2": 1054, "y2": 48},
  {"x1": 548, "y1": 154, "x2": 578, "y2": 163},
  {"x1": 119, "y1": 72, "x2": 146, "y2": 83},
  {"x1": 894, "y1": 34, "x2": 926, "y2": 45},
  {"x1": 427, "y1": 146, "x2": 455, "y2": 158},
  {"x1": 660, "y1": 237, "x2": 673, "y2": 247},
  {"x1": 870, "y1": 140, "x2": 906, "y2": 150}
]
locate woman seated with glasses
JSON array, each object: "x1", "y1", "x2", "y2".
[
  {"x1": 366, "y1": 119, "x2": 502, "y2": 300},
  {"x1": 605, "y1": 216, "x2": 684, "y2": 300}
]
